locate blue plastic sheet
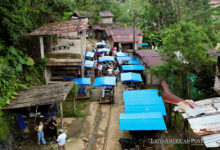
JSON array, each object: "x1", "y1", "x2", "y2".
[
  {"x1": 121, "y1": 65, "x2": 145, "y2": 71},
  {"x1": 96, "y1": 42, "x2": 106, "y2": 46},
  {"x1": 116, "y1": 56, "x2": 136, "y2": 61},
  {"x1": 97, "y1": 48, "x2": 110, "y2": 53},
  {"x1": 84, "y1": 60, "x2": 94, "y2": 68},
  {"x1": 123, "y1": 90, "x2": 166, "y2": 116},
  {"x1": 125, "y1": 60, "x2": 141, "y2": 65},
  {"x1": 121, "y1": 72, "x2": 143, "y2": 82},
  {"x1": 98, "y1": 56, "x2": 115, "y2": 62},
  {"x1": 85, "y1": 51, "x2": 95, "y2": 58},
  {"x1": 116, "y1": 52, "x2": 129, "y2": 57},
  {"x1": 74, "y1": 78, "x2": 91, "y2": 85},
  {"x1": 93, "y1": 77, "x2": 116, "y2": 87},
  {"x1": 138, "y1": 43, "x2": 149, "y2": 46},
  {"x1": 120, "y1": 112, "x2": 167, "y2": 131}
]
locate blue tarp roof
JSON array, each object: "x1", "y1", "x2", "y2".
[
  {"x1": 121, "y1": 72, "x2": 143, "y2": 82},
  {"x1": 85, "y1": 51, "x2": 95, "y2": 58},
  {"x1": 138, "y1": 43, "x2": 149, "y2": 46},
  {"x1": 123, "y1": 90, "x2": 166, "y2": 116},
  {"x1": 116, "y1": 56, "x2": 136, "y2": 61},
  {"x1": 96, "y1": 42, "x2": 106, "y2": 46},
  {"x1": 120, "y1": 112, "x2": 167, "y2": 131},
  {"x1": 93, "y1": 77, "x2": 116, "y2": 87},
  {"x1": 116, "y1": 52, "x2": 129, "y2": 57},
  {"x1": 97, "y1": 48, "x2": 110, "y2": 53},
  {"x1": 73, "y1": 78, "x2": 91, "y2": 85},
  {"x1": 121, "y1": 65, "x2": 145, "y2": 71},
  {"x1": 125, "y1": 60, "x2": 141, "y2": 65},
  {"x1": 98, "y1": 56, "x2": 115, "y2": 62},
  {"x1": 84, "y1": 60, "x2": 94, "y2": 68}
]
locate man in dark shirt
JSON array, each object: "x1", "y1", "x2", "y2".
[{"x1": 48, "y1": 118, "x2": 57, "y2": 144}]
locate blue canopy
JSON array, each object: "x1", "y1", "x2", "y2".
[
  {"x1": 116, "y1": 52, "x2": 129, "y2": 57},
  {"x1": 125, "y1": 60, "x2": 141, "y2": 65},
  {"x1": 98, "y1": 56, "x2": 115, "y2": 62},
  {"x1": 96, "y1": 42, "x2": 106, "y2": 46},
  {"x1": 121, "y1": 65, "x2": 145, "y2": 71},
  {"x1": 138, "y1": 43, "x2": 149, "y2": 46},
  {"x1": 120, "y1": 112, "x2": 167, "y2": 131},
  {"x1": 93, "y1": 77, "x2": 116, "y2": 87},
  {"x1": 116, "y1": 56, "x2": 136, "y2": 61},
  {"x1": 85, "y1": 51, "x2": 95, "y2": 58},
  {"x1": 97, "y1": 48, "x2": 110, "y2": 53},
  {"x1": 73, "y1": 78, "x2": 91, "y2": 85},
  {"x1": 123, "y1": 90, "x2": 166, "y2": 116},
  {"x1": 84, "y1": 60, "x2": 94, "y2": 68},
  {"x1": 121, "y1": 72, "x2": 143, "y2": 82}
]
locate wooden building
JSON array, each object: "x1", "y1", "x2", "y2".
[{"x1": 27, "y1": 18, "x2": 88, "y2": 83}]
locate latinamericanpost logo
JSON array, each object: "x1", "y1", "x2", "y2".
[{"x1": 148, "y1": 138, "x2": 203, "y2": 145}]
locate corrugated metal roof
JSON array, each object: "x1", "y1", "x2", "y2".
[
  {"x1": 99, "y1": 11, "x2": 114, "y2": 17},
  {"x1": 98, "y1": 56, "x2": 115, "y2": 62},
  {"x1": 135, "y1": 50, "x2": 165, "y2": 67},
  {"x1": 120, "y1": 112, "x2": 167, "y2": 131},
  {"x1": 202, "y1": 133, "x2": 220, "y2": 148},
  {"x1": 105, "y1": 28, "x2": 143, "y2": 36},
  {"x1": 125, "y1": 60, "x2": 141, "y2": 65},
  {"x1": 97, "y1": 48, "x2": 110, "y2": 53},
  {"x1": 84, "y1": 60, "x2": 94, "y2": 68},
  {"x1": 28, "y1": 18, "x2": 88, "y2": 36},
  {"x1": 115, "y1": 52, "x2": 129, "y2": 57}
]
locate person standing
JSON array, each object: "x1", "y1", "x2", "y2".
[
  {"x1": 35, "y1": 121, "x2": 46, "y2": 145},
  {"x1": 57, "y1": 129, "x2": 67, "y2": 150},
  {"x1": 48, "y1": 118, "x2": 57, "y2": 144}
]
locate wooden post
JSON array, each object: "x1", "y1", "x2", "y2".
[
  {"x1": 40, "y1": 36, "x2": 44, "y2": 58},
  {"x1": 80, "y1": 30, "x2": 86, "y2": 77},
  {"x1": 60, "y1": 102, "x2": 63, "y2": 129},
  {"x1": 34, "y1": 105, "x2": 38, "y2": 124},
  {"x1": 133, "y1": 12, "x2": 136, "y2": 53}
]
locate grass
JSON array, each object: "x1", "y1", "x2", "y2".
[{"x1": 57, "y1": 100, "x2": 89, "y2": 118}]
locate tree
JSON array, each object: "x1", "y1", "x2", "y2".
[{"x1": 150, "y1": 21, "x2": 216, "y2": 99}]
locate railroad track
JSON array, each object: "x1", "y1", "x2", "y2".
[{"x1": 87, "y1": 103, "x2": 112, "y2": 150}]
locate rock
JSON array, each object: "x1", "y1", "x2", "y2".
[{"x1": 82, "y1": 137, "x2": 89, "y2": 142}]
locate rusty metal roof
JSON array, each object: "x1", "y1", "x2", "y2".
[
  {"x1": 202, "y1": 133, "x2": 220, "y2": 148},
  {"x1": 105, "y1": 28, "x2": 143, "y2": 36},
  {"x1": 112, "y1": 35, "x2": 141, "y2": 43},
  {"x1": 99, "y1": 11, "x2": 114, "y2": 17},
  {"x1": 28, "y1": 18, "x2": 88, "y2": 36},
  {"x1": 135, "y1": 50, "x2": 165, "y2": 67}
]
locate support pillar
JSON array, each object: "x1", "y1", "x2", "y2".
[
  {"x1": 60, "y1": 102, "x2": 63, "y2": 129},
  {"x1": 40, "y1": 36, "x2": 45, "y2": 58},
  {"x1": 80, "y1": 30, "x2": 86, "y2": 77}
]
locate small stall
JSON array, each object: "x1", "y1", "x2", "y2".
[
  {"x1": 116, "y1": 56, "x2": 136, "y2": 65},
  {"x1": 98, "y1": 56, "x2": 115, "y2": 76},
  {"x1": 84, "y1": 60, "x2": 94, "y2": 77},
  {"x1": 125, "y1": 60, "x2": 141, "y2": 65},
  {"x1": 85, "y1": 51, "x2": 95, "y2": 60},
  {"x1": 73, "y1": 78, "x2": 91, "y2": 99},
  {"x1": 93, "y1": 76, "x2": 116, "y2": 104},
  {"x1": 120, "y1": 72, "x2": 143, "y2": 90},
  {"x1": 95, "y1": 42, "x2": 106, "y2": 48},
  {"x1": 115, "y1": 52, "x2": 129, "y2": 57},
  {"x1": 121, "y1": 65, "x2": 145, "y2": 73}
]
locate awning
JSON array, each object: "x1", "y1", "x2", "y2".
[
  {"x1": 121, "y1": 72, "x2": 143, "y2": 82},
  {"x1": 120, "y1": 112, "x2": 167, "y2": 131},
  {"x1": 138, "y1": 43, "x2": 148, "y2": 46},
  {"x1": 96, "y1": 42, "x2": 106, "y2": 46},
  {"x1": 93, "y1": 77, "x2": 116, "y2": 87},
  {"x1": 73, "y1": 78, "x2": 91, "y2": 85},
  {"x1": 123, "y1": 90, "x2": 166, "y2": 116},
  {"x1": 116, "y1": 56, "x2": 136, "y2": 61},
  {"x1": 84, "y1": 60, "x2": 94, "y2": 68},
  {"x1": 121, "y1": 65, "x2": 145, "y2": 71},
  {"x1": 97, "y1": 48, "x2": 110, "y2": 53},
  {"x1": 85, "y1": 51, "x2": 95, "y2": 58},
  {"x1": 98, "y1": 56, "x2": 115, "y2": 62},
  {"x1": 115, "y1": 52, "x2": 129, "y2": 57},
  {"x1": 125, "y1": 60, "x2": 141, "y2": 65}
]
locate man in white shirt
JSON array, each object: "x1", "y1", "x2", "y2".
[{"x1": 57, "y1": 129, "x2": 67, "y2": 150}]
